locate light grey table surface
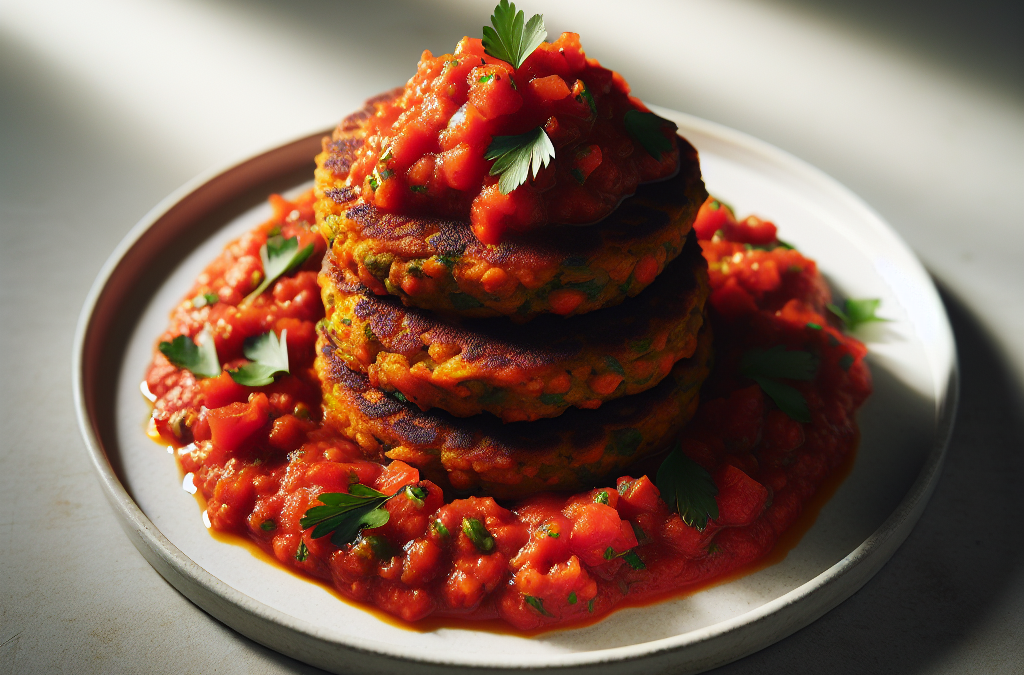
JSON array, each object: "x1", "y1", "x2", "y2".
[{"x1": 2, "y1": 0, "x2": 1021, "y2": 673}]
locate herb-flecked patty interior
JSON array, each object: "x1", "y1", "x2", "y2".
[
  {"x1": 318, "y1": 233, "x2": 709, "y2": 421},
  {"x1": 315, "y1": 318, "x2": 714, "y2": 498}
]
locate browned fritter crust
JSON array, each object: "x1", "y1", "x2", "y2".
[
  {"x1": 314, "y1": 318, "x2": 713, "y2": 499},
  {"x1": 314, "y1": 91, "x2": 708, "y2": 319},
  {"x1": 319, "y1": 233, "x2": 709, "y2": 422}
]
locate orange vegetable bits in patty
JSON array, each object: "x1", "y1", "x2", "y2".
[
  {"x1": 317, "y1": 234, "x2": 709, "y2": 422},
  {"x1": 314, "y1": 91, "x2": 707, "y2": 319},
  {"x1": 314, "y1": 321, "x2": 713, "y2": 499}
]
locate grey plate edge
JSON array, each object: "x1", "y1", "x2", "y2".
[{"x1": 72, "y1": 115, "x2": 959, "y2": 674}]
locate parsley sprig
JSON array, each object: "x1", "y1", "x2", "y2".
[
  {"x1": 828, "y1": 298, "x2": 888, "y2": 331},
  {"x1": 624, "y1": 110, "x2": 677, "y2": 160},
  {"x1": 300, "y1": 484, "x2": 394, "y2": 547},
  {"x1": 241, "y1": 235, "x2": 314, "y2": 307},
  {"x1": 227, "y1": 330, "x2": 290, "y2": 387},
  {"x1": 656, "y1": 444, "x2": 719, "y2": 530},
  {"x1": 158, "y1": 325, "x2": 220, "y2": 379},
  {"x1": 482, "y1": 0, "x2": 547, "y2": 69},
  {"x1": 485, "y1": 127, "x2": 556, "y2": 194},
  {"x1": 741, "y1": 346, "x2": 818, "y2": 423}
]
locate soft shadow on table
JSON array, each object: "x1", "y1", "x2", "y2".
[{"x1": 709, "y1": 281, "x2": 1024, "y2": 674}]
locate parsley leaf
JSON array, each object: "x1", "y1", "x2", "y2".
[
  {"x1": 656, "y1": 443, "x2": 719, "y2": 531},
  {"x1": 299, "y1": 484, "x2": 395, "y2": 548},
  {"x1": 485, "y1": 127, "x2": 556, "y2": 194},
  {"x1": 623, "y1": 110, "x2": 677, "y2": 160},
  {"x1": 524, "y1": 595, "x2": 553, "y2": 616},
  {"x1": 740, "y1": 346, "x2": 817, "y2": 423},
  {"x1": 618, "y1": 110, "x2": 675, "y2": 160},
  {"x1": 241, "y1": 235, "x2": 315, "y2": 306},
  {"x1": 828, "y1": 298, "x2": 888, "y2": 331},
  {"x1": 482, "y1": 0, "x2": 547, "y2": 69},
  {"x1": 158, "y1": 326, "x2": 220, "y2": 378},
  {"x1": 227, "y1": 330, "x2": 290, "y2": 386}
]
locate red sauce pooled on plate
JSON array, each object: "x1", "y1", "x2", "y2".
[
  {"x1": 345, "y1": 35, "x2": 678, "y2": 244},
  {"x1": 146, "y1": 192, "x2": 871, "y2": 631}
]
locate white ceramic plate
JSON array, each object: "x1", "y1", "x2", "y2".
[{"x1": 74, "y1": 110, "x2": 957, "y2": 674}]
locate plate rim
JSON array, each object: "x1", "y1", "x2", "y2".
[{"x1": 73, "y1": 112, "x2": 958, "y2": 673}]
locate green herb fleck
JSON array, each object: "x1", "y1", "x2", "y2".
[
  {"x1": 436, "y1": 253, "x2": 461, "y2": 269},
  {"x1": 839, "y1": 353, "x2": 855, "y2": 371},
  {"x1": 482, "y1": 0, "x2": 547, "y2": 69},
  {"x1": 260, "y1": 520, "x2": 276, "y2": 532},
  {"x1": 609, "y1": 428, "x2": 642, "y2": 457},
  {"x1": 828, "y1": 298, "x2": 888, "y2": 331},
  {"x1": 621, "y1": 550, "x2": 646, "y2": 570},
  {"x1": 806, "y1": 322, "x2": 822, "y2": 330},
  {"x1": 410, "y1": 184, "x2": 428, "y2": 194},
  {"x1": 294, "y1": 540, "x2": 309, "y2": 562},
  {"x1": 630, "y1": 521, "x2": 650, "y2": 545},
  {"x1": 432, "y1": 519, "x2": 450, "y2": 540},
  {"x1": 393, "y1": 391, "x2": 409, "y2": 404},
  {"x1": 630, "y1": 337, "x2": 653, "y2": 354},
  {"x1": 588, "y1": 598, "x2": 595, "y2": 613},
  {"x1": 478, "y1": 73, "x2": 495, "y2": 84},
  {"x1": 740, "y1": 346, "x2": 818, "y2": 423},
  {"x1": 594, "y1": 490, "x2": 609, "y2": 505},
  {"x1": 191, "y1": 292, "x2": 219, "y2": 308},
  {"x1": 485, "y1": 126, "x2": 556, "y2": 195},
  {"x1": 605, "y1": 356, "x2": 625, "y2": 377},
  {"x1": 575, "y1": 82, "x2": 597, "y2": 116},
  {"x1": 242, "y1": 235, "x2": 315, "y2": 306},
  {"x1": 570, "y1": 167, "x2": 585, "y2": 185},
  {"x1": 623, "y1": 109, "x2": 677, "y2": 160},
  {"x1": 539, "y1": 392, "x2": 565, "y2": 407},
  {"x1": 405, "y1": 484, "x2": 427, "y2": 507},
  {"x1": 462, "y1": 517, "x2": 496, "y2": 553},
  {"x1": 524, "y1": 595, "x2": 552, "y2": 616},
  {"x1": 227, "y1": 330, "x2": 290, "y2": 387},
  {"x1": 567, "y1": 591, "x2": 578, "y2": 605},
  {"x1": 449, "y1": 292, "x2": 485, "y2": 310},
  {"x1": 656, "y1": 442, "x2": 719, "y2": 531},
  {"x1": 158, "y1": 326, "x2": 220, "y2": 379},
  {"x1": 340, "y1": 318, "x2": 352, "y2": 325}
]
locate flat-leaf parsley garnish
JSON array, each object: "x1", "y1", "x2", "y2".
[
  {"x1": 485, "y1": 126, "x2": 556, "y2": 195},
  {"x1": 158, "y1": 325, "x2": 220, "y2": 378},
  {"x1": 623, "y1": 109, "x2": 677, "y2": 160},
  {"x1": 740, "y1": 345, "x2": 818, "y2": 423},
  {"x1": 227, "y1": 330, "x2": 290, "y2": 387},
  {"x1": 656, "y1": 443, "x2": 719, "y2": 531},
  {"x1": 827, "y1": 298, "x2": 887, "y2": 331},
  {"x1": 241, "y1": 234, "x2": 314, "y2": 306},
  {"x1": 299, "y1": 484, "x2": 398, "y2": 548},
  {"x1": 482, "y1": 0, "x2": 547, "y2": 69}
]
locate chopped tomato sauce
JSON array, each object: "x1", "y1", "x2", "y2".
[
  {"x1": 345, "y1": 34, "x2": 679, "y2": 244},
  {"x1": 146, "y1": 192, "x2": 870, "y2": 631}
]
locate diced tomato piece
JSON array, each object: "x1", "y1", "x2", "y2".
[
  {"x1": 205, "y1": 393, "x2": 271, "y2": 464},
  {"x1": 715, "y1": 464, "x2": 769, "y2": 527}
]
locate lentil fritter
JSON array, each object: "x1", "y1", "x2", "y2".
[
  {"x1": 314, "y1": 319, "x2": 713, "y2": 499},
  {"x1": 319, "y1": 232, "x2": 709, "y2": 422},
  {"x1": 313, "y1": 91, "x2": 707, "y2": 319}
]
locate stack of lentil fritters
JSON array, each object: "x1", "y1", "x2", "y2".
[{"x1": 314, "y1": 94, "x2": 712, "y2": 497}]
